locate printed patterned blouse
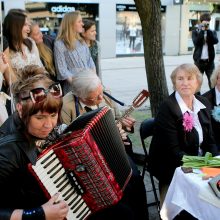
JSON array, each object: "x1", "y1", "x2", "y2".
[{"x1": 54, "y1": 39, "x2": 95, "y2": 94}]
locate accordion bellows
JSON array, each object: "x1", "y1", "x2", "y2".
[{"x1": 29, "y1": 106, "x2": 132, "y2": 220}]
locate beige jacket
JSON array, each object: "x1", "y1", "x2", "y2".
[{"x1": 61, "y1": 91, "x2": 122, "y2": 125}]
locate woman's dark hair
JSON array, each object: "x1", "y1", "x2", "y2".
[
  {"x1": 3, "y1": 11, "x2": 32, "y2": 52},
  {"x1": 83, "y1": 19, "x2": 96, "y2": 32},
  {"x1": 7, "y1": 8, "x2": 27, "y2": 14},
  {"x1": 81, "y1": 19, "x2": 96, "y2": 47},
  {"x1": 12, "y1": 65, "x2": 62, "y2": 127}
]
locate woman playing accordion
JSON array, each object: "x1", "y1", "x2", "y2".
[{"x1": 0, "y1": 65, "x2": 147, "y2": 220}]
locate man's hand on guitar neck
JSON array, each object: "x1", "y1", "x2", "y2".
[{"x1": 121, "y1": 116, "x2": 136, "y2": 132}]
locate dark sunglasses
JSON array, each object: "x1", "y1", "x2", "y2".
[{"x1": 20, "y1": 83, "x2": 62, "y2": 103}]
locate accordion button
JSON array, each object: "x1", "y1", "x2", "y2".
[{"x1": 76, "y1": 164, "x2": 86, "y2": 172}]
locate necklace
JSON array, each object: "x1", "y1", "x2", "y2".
[
  {"x1": 21, "y1": 46, "x2": 27, "y2": 60},
  {"x1": 187, "y1": 105, "x2": 193, "y2": 111}
]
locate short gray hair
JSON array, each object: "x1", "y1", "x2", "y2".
[
  {"x1": 170, "y1": 63, "x2": 203, "y2": 92},
  {"x1": 71, "y1": 69, "x2": 102, "y2": 98},
  {"x1": 210, "y1": 66, "x2": 220, "y2": 88}
]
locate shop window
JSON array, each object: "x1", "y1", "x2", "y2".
[{"x1": 25, "y1": 2, "x2": 99, "y2": 39}]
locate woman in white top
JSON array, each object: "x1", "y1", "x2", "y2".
[{"x1": 3, "y1": 10, "x2": 43, "y2": 76}]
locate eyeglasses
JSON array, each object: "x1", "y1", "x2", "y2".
[
  {"x1": 85, "y1": 92, "x2": 103, "y2": 102},
  {"x1": 20, "y1": 83, "x2": 62, "y2": 103}
]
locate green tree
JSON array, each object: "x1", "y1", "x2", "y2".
[{"x1": 134, "y1": 0, "x2": 169, "y2": 116}]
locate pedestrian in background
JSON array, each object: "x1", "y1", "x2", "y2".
[
  {"x1": 192, "y1": 12, "x2": 218, "y2": 89},
  {"x1": 128, "y1": 24, "x2": 137, "y2": 51}
]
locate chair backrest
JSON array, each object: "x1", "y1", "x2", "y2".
[
  {"x1": 140, "y1": 118, "x2": 155, "y2": 141},
  {"x1": 140, "y1": 118, "x2": 155, "y2": 157}
]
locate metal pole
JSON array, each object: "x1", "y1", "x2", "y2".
[{"x1": 178, "y1": 4, "x2": 182, "y2": 55}]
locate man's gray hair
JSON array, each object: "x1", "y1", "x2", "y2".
[{"x1": 71, "y1": 69, "x2": 102, "y2": 98}]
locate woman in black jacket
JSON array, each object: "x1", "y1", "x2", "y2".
[
  {"x1": 0, "y1": 65, "x2": 68, "y2": 220},
  {"x1": 148, "y1": 63, "x2": 219, "y2": 207},
  {"x1": 0, "y1": 65, "x2": 145, "y2": 220},
  {"x1": 203, "y1": 66, "x2": 220, "y2": 150}
]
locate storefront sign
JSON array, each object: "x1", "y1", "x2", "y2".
[
  {"x1": 46, "y1": 3, "x2": 98, "y2": 18},
  {"x1": 189, "y1": 4, "x2": 213, "y2": 12},
  {"x1": 51, "y1": 5, "x2": 75, "y2": 13},
  {"x1": 116, "y1": 4, "x2": 166, "y2": 13}
]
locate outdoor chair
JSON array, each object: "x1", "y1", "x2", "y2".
[{"x1": 139, "y1": 118, "x2": 160, "y2": 212}]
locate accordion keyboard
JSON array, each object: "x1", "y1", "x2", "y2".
[{"x1": 31, "y1": 149, "x2": 91, "y2": 220}]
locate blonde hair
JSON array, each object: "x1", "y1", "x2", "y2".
[
  {"x1": 170, "y1": 63, "x2": 203, "y2": 92},
  {"x1": 210, "y1": 66, "x2": 220, "y2": 88},
  {"x1": 57, "y1": 11, "x2": 83, "y2": 50},
  {"x1": 29, "y1": 21, "x2": 55, "y2": 76},
  {"x1": 37, "y1": 43, "x2": 55, "y2": 76}
]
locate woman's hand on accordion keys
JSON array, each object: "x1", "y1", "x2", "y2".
[{"x1": 42, "y1": 193, "x2": 69, "y2": 220}]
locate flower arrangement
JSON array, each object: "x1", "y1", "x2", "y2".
[
  {"x1": 182, "y1": 112, "x2": 194, "y2": 132},
  {"x1": 212, "y1": 106, "x2": 220, "y2": 123}
]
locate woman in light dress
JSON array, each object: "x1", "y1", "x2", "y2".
[{"x1": 3, "y1": 10, "x2": 43, "y2": 76}]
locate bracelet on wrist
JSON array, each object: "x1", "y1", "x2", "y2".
[{"x1": 22, "y1": 206, "x2": 45, "y2": 220}]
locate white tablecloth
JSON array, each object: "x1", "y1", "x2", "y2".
[{"x1": 160, "y1": 167, "x2": 220, "y2": 220}]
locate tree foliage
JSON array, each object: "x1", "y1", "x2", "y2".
[{"x1": 134, "y1": 0, "x2": 169, "y2": 116}]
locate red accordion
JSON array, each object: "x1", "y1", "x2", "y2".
[{"x1": 28, "y1": 106, "x2": 132, "y2": 220}]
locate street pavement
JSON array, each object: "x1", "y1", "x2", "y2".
[
  {"x1": 101, "y1": 54, "x2": 220, "y2": 219},
  {"x1": 101, "y1": 54, "x2": 220, "y2": 110}
]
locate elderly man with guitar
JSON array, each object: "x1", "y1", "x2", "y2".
[{"x1": 61, "y1": 69, "x2": 149, "y2": 220}]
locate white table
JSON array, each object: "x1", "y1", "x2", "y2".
[{"x1": 160, "y1": 167, "x2": 220, "y2": 220}]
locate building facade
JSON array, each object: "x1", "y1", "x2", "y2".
[{"x1": 2, "y1": 0, "x2": 220, "y2": 58}]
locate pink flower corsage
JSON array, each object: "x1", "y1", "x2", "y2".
[{"x1": 182, "y1": 112, "x2": 194, "y2": 132}]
